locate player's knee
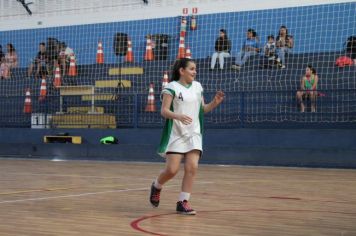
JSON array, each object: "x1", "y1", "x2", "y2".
[
  {"x1": 164, "y1": 167, "x2": 179, "y2": 178},
  {"x1": 185, "y1": 164, "x2": 198, "y2": 176}
]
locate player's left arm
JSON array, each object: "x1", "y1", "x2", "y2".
[
  {"x1": 202, "y1": 91, "x2": 225, "y2": 113},
  {"x1": 312, "y1": 75, "x2": 319, "y2": 91}
]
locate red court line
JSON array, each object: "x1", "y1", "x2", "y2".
[
  {"x1": 131, "y1": 209, "x2": 356, "y2": 235},
  {"x1": 131, "y1": 213, "x2": 172, "y2": 236}
]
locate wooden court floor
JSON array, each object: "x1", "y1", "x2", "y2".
[{"x1": 0, "y1": 159, "x2": 355, "y2": 236}]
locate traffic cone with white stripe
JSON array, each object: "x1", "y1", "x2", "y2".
[
  {"x1": 145, "y1": 83, "x2": 156, "y2": 112},
  {"x1": 177, "y1": 32, "x2": 185, "y2": 59},
  {"x1": 144, "y1": 36, "x2": 154, "y2": 61},
  {"x1": 125, "y1": 38, "x2": 134, "y2": 63},
  {"x1": 185, "y1": 46, "x2": 192, "y2": 59},
  {"x1": 162, "y1": 71, "x2": 169, "y2": 90},
  {"x1": 39, "y1": 76, "x2": 47, "y2": 102},
  {"x1": 68, "y1": 54, "x2": 77, "y2": 76},
  {"x1": 53, "y1": 66, "x2": 61, "y2": 88},
  {"x1": 23, "y1": 88, "x2": 32, "y2": 114},
  {"x1": 96, "y1": 40, "x2": 104, "y2": 64}
]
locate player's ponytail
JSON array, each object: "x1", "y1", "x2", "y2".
[{"x1": 171, "y1": 58, "x2": 195, "y2": 81}]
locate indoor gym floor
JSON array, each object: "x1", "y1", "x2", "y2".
[{"x1": 0, "y1": 159, "x2": 355, "y2": 236}]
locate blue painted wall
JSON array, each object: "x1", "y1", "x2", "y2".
[
  {"x1": 0, "y1": 128, "x2": 355, "y2": 168},
  {"x1": 0, "y1": 2, "x2": 355, "y2": 67}
]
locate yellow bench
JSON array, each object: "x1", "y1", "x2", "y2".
[
  {"x1": 51, "y1": 114, "x2": 116, "y2": 129},
  {"x1": 81, "y1": 80, "x2": 131, "y2": 101},
  {"x1": 44, "y1": 135, "x2": 82, "y2": 144},
  {"x1": 67, "y1": 106, "x2": 104, "y2": 114},
  {"x1": 95, "y1": 80, "x2": 131, "y2": 88},
  {"x1": 59, "y1": 86, "x2": 96, "y2": 114},
  {"x1": 108, "y1": 67, "x2": 143, "y2": 75}
]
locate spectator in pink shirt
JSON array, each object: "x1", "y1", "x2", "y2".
[{"x1": 5, "y1": 43, "x2": 18, "y2": 69}]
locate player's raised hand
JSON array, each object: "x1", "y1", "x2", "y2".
[{"x1": 213, "y1": 91, "x2": 225, "y2": 105}]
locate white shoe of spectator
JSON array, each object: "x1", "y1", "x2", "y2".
[{"x1": 231, "y1": 64, "x2": 241, "y2": 70}]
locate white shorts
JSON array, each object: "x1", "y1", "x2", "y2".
[{"x1": 159, "y1": 134, "x2": 202, "y2": 158}]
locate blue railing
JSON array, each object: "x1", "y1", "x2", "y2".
[{"x1": 0, "y1": 90, "x2": 355, "y2": 129}]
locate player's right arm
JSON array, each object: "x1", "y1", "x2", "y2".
[{"x1": 161, "y1": 93, "x2": 192, "y2": 125}]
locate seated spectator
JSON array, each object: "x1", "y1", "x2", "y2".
[
  {"x1": 296, "y1": 65, "x2": 319, "y2": 112},
  {"x1": 28, "y1": 42, "x2": 49, "y2": 78},
  {"x1": 276, "y1": 25, "x2": 293, "y2": 69},
  {"x1": 59, "y1": 42, "x2": 75, "y2": 76},
  {"x1": 46, "y1": 38, "x2": 61, "y2": 76},
  {"x1": 0, "y1": 56, "x2": 10, "y2": 80},
  {"x1": 345, "y1": 36, "x2": 356, "y2": 64},
  {"x1": 231, "y1": 28, "x2": 260, "y2": 70},
  {"x1": 0, "y1": 45, "x2": 8, "y2": 79},
  {"x1": 5, "y1": 43, "x2": 18, "y2": 69},
  {"x1": 260, "y1": 35, "x2": 276, "y2": 68},
  {"x1": 0, "y1": 45, "x2": 4, "y2": 60},
  {"x1": 210, "y1": 29, "x2": 231, "y2": 70}
]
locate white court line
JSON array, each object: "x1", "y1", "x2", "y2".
[
  {"x1": 0, "y1": 181, "x2": 214, "y2": 205},
  {"x1": 0, "y1": 186, "x2": 165, "y2": 205},
  {"x1": 3, "y1": 172, "x2": 218, "y2": 183},
  {"x1": 3, "y1": 173, "x2": 153, "y2": 180}
]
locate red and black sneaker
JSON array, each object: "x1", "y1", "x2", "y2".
[
  {"x1": 149, "y1": 182, "x2": 161, "y2": 207},
  {"x1": 176, "y1": 200, "x2": 196, "y2": 215}
]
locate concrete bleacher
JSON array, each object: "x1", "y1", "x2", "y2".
[
  {"x1": 3, "y1": 51, "x2": 356, "y2": 95},
  {"x1": 0, "y1": 51, "x2": 355, "y2": 128}
]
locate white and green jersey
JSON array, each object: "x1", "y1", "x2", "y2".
[{"x1": 158, "y1": 80, "x2": 204, "y2": 157}]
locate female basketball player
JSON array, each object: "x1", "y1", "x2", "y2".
[{"x1": 149, "y1": 58, "x2": 225, "y2": 215}]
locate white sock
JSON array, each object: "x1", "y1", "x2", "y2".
[
  {"x1": 154, "y1": 179, "x2": 162, "y2": 189},
  {"x1": 179, "y1": 192, "x2": 191, "y2": 202}
]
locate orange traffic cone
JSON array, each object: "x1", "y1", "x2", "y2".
[
  {"x1": 23, "y1": 88, "x2": 32, "y2": 114},
  {"x1": 39, "y1": 76, "x2": 47, "y2": 102},
  {"x1": 53, "y1": 66, "x2": 61, "y2": 88},
  {"x1": 185, "y1": 46, "x2": 192, "y2": 59},
  {"x1": 145, "y1": 83, "x2": 156, "y2": 112},
  {"x1": 162, "y1": 71, "x2": 169, "y2": 90},
  {"x1": 125, "y1": 38, "x2": 134, "y2": 62},
  {"x1": 144, "y1": 36, "x2": 154, "y2": 61},
  {"x1": 96, "y1": 40, "x2": 104, "y2": 64},
  {"x1": 177, "y1": 35, "x2": 185, "y2": 59},
  {"x1": 68, "y1": 54, "x2": 77, "y2": 76}
]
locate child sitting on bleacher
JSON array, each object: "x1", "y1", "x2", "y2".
[{"x1": 260, "y1": 35, "x2": 276, "y2": 68}]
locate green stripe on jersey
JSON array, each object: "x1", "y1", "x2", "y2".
[
  {"x1": 162, "y1": 88, "x2": 175, "y2": 98},
  {"x1": 157, "y1": 103, "x2": 174, "y2": 154},
  {"x1": 199, "y1": 103, "x2": 204, "y2": 134}
]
